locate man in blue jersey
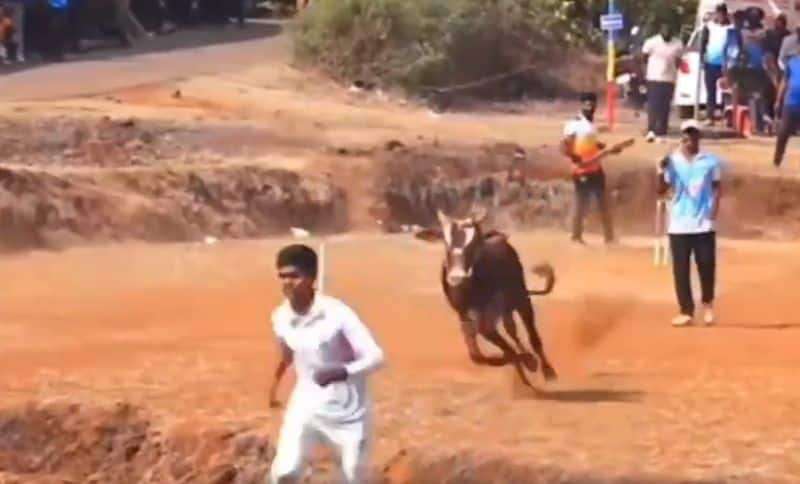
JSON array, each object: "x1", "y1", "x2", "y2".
[
  {"x1": 701, "y1": 3, "x2": 733, "y2": 125},
  {"x1": 657, "y1": 120, "x2": 723, "y2": 327},
  {"x1": 773, "y1": 53, "x2": 800, "y2": 167}
]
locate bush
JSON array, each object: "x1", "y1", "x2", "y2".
[
  {"x1": 294, "y1": 0, "x2": 579, "y2": 94},
  {"x1": 292, "y1": 0, "x2": 697, "y2": 98}
]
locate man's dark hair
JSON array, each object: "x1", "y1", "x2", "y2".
[
  {"x1": 682, "y1": 126, "x2": 701, "y2": 138},
  {"x1": 716, "y1": 3, "x2": 728, "y2": 14},
  {"x1": 276, "y1": 244, "x2": 318, "y2": 279},
  {"x1": 580, "y1": 92, "x2": 597, "y2": 103}
]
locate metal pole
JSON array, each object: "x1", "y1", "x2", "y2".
[
  {"x1": 317, "y1": 240, "x2": 327, "y2": 293},
  {"x1": 606, "y1": 0, "x2": 617, "y2": 130},
  {"x1": 289, "y1": 227, "x2": 327, "y2": 293}
]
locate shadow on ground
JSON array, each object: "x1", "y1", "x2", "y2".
[
  {"x1": 720, "y1": 322, "x2": 800, "y2": 330},
  {"x1": 511, "y1": 382, "x2": 644, "y2": 403},
  {"x1": 527, "y1": 388, "x2": 644, "y2": 403}
]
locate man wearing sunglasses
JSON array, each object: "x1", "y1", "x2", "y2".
[{"x1": 267, "y1": 244, "x2": 385, "y2": 484}]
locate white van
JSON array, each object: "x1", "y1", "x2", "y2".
[{"x1": 673, "y1": 0, "x2": 800, "y2": 119}]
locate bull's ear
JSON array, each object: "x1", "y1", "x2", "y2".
[{"x1": 413, "y1": 227, "x2": 444, "y2": 242}]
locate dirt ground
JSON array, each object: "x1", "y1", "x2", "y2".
[
  {"x1": 3, "y1": 235, "x2": 800, "y2": 483},
  {"x1": 2, "y1": 33, "x2": 800, "y2": 484}
]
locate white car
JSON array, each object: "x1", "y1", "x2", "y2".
[{"x1": 673, "y1": 28, "x2": 722, "y2": 120}]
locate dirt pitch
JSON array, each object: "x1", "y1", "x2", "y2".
[{"x1": 2, "y1": 233, "x2": 800, "y2": 483}]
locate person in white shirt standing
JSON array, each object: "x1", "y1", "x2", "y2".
[
  {"x1": 642, "y1": 22, "x2": 684, "y2": 142},
  {"x1": 267, "y1": 244, "x2": 385, "y2": 484}
]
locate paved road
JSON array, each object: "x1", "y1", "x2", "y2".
[{"x1": 0, "y1": 21, "x2": 288, "y2": 102}]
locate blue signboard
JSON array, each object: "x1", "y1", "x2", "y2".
[{"x1": 600, "y1": 13, "x2": 624, "y2": 32}]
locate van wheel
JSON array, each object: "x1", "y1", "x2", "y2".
[{"x1": 678, "y1": 106, "x2": 695, "y2": 119}]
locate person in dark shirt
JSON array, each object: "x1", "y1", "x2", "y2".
[
  {"x1": 773, "y1": 53, "x2": 800, "y2": 167},
  {"x1": 765, "y1": 13, "x2": 789, "y2": 59},
  {"x1": 765, "y1": 14, "x2": 790, "y2": 120},
  {"x1": 47, "y1": 0, "x2": 69, "y2": 61},
  {"x1": 738, "y1": 8, "x2": 769, "y2": 134}
]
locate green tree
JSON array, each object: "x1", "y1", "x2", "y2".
[{"x1": 545, "y1": 0, "x2": 698, "y2": 48}]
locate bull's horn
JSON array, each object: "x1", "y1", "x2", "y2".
[{"x1": 436, "y1": 209, "x2": 450, "y2": 226}]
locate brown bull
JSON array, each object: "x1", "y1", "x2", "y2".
[{"x1": 415, "y1": 209, "x2": 557, "y2": 385}]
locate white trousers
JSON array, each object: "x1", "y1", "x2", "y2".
[{"x1": 269, "y1": 411, "x2": 371, "y2": 484}]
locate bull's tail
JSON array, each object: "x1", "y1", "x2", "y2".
[{"x1": 527, "y1": 263, "x2": 555, "y2": 295}]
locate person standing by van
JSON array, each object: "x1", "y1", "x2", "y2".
[
  {"x1": 642, "y1": 22, "x2": 684, "y2": 142},
  {"x1": 701, "y1": 4, "x2": 733, "y2": 125}
]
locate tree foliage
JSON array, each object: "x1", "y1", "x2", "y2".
[
  {"x1": 545, "y1": 0, "x2": 699, "y2": 47},
  {"x1": 292, "y1": 0, "x2": 699, "y2": 95}
]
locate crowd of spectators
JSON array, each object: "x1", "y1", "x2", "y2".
[{"x1": 1, "y1": 0, "x2": 248, "y2": 64}]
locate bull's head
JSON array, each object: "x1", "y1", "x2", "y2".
[{"x1": 414, "y1": 207, "x2": 488, "y2": 287}]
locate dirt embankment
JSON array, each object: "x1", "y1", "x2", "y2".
[
  {"x1": 0, "y1": 400, "x2": 727, "y2": 484},
  {"x1": 3, "y1": 116, "x2": 800, "y2": 252},
  {"x1": 0, "y1": 117, "x2": 193, "y2": 169},
  {"x1": 0, "y1": 401, "x2": 268, "y2": 484},
  {"x1": 371, "y1": 141, "x2": 800, "y2": 239},
  {"x1": 0, "y1": 165, "x2": 345, "y2": 252},
  {"x1": 0, "y1": 117, "x2": 346, "y2": 252}
]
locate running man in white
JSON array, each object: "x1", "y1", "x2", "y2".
[{"x1": 267, "y1": 244, "x2": 385, "y2": 484}]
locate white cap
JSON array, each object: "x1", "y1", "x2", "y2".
[{"x1": 680, "y1": 119, "x2": 701, "y2": 133}]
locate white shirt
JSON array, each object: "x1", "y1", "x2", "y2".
[
  {"x1": 642, "y1": 34, "x2": 684, "y2": 83},
  {"x1": 563, "y1": 115, "x2": 602, "y2": 173},
  {"x1": 272, "y1": 294, "x2": 384, "y2": 424},
  {"x1": 562, "y1": 115, "x2": 595, "y2": 138}
]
